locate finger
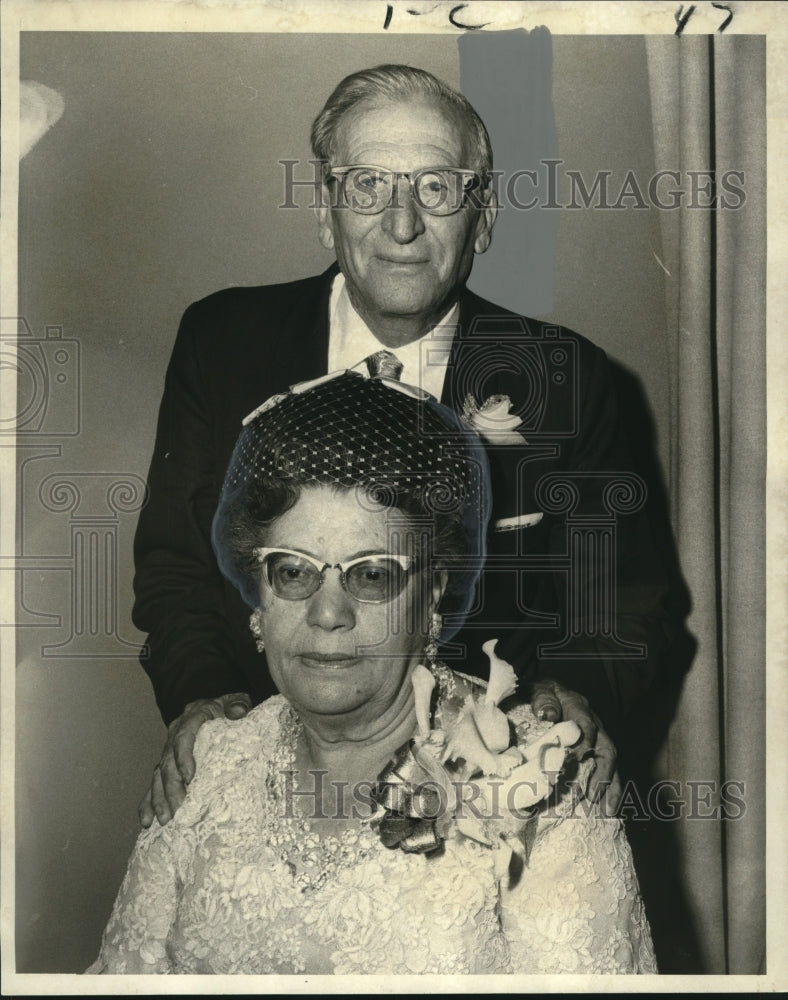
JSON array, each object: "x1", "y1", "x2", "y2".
[
  {"x1": 605, "y1": 770, "x2": 624, "y2": 815},
  {"x1": 590, "y1": 726, "x2": 617, "y2": 785},
  {"x1": 222, "y1": 694, "x2": 252, "y2": 720},
  {"x1": 586, "y1": 727, "x2": 619, "y2": 813},
  {"x1": 138, "y1": 787, "x2": 155, "y2": 828},
  {"x1": 171, "y1": 726, "x2": 198, "y2": 786},
  {"x1": 555, "y1": 696, "x2": 597, "y2": 760},
  {"x1": 587, "y1": 768, "x2": 623, "y2": 816},
  {"x1": 531, "y1": 683, "x2": 563, "y2": 724},
  {"x1": 170, "y1": 701, "x2": 216, "y2": 784},
  {"x1": 149, "y1": 766, "x2": 172, "y2": 826},
  {"x1": 160, "y1": 751, "x2": 188, "y2": 819}
]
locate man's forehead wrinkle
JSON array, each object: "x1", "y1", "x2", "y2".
[
  {"x1": 346, "y1": 139, "x2": 463, "y2": 170},
  {"x1": 334, "y1": 99, "x2": 470, "y2": 171}
]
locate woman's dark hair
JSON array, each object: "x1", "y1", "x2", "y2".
[{"x1": 212, "y1": 371, "x2": 491, "y2": 635}]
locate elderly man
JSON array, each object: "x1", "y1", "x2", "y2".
[{"x1": 135, "y1": 64, "x2": 669, "y2": 826}]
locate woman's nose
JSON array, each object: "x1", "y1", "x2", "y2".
[
  {"x1": 380, "y1": 179, "x2": 426, "y2": 244},
  {"x1": 305, "y1": 569, "x2": 356, "y2": 630}
]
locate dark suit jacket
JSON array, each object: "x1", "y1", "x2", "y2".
[{"x1": 133, "y1": 264, "x2": 670, "y2": 729}]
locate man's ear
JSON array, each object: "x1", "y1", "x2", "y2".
[
  {"x1": 314, "y1": 182, "x2": 335, "y2": 251},
  {"x1": 473, "y1": 187, "x2": 498, "y2": 255}
]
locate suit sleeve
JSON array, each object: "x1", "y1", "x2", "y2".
[
  {"x1": 132, "y1": 303, "x2": 250, "y2": 724},
  {"x1": 535, "y1": 343, "x2": 673, "y2": 730}
]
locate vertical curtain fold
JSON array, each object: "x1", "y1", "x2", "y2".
[
  {"x1": 645, "y1": 35, "x2": 766, "y2": 974},
  {"x1": 713, "y1": 37, "x2": 767, "y2": 976}
]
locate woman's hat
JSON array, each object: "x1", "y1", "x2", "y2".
[{"x1": 212, "y1": 353, "x2": 492, "y2": 631}]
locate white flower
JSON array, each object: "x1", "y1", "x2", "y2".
[
  {"x1": 411, "y1": 663, "x2": 436, "y2": 738},
  {"x1": 481, "y1": 638, "x2": 518, "y2": 708},
  {"x1": 462, "y1": 394, "x2": 527, "y2": 445}
]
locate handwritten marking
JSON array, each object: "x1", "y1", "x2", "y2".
[
  {"x1": 674, "y1": 4, "x2": 696, "y2": 35},
  {"x1": 449, "y1": 3, "x2": 489, "y2": 30},
  {"x1": 711, "y1": 2, "x2": 733, "y2": 32}
]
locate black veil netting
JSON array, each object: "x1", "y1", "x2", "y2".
[{"x1": 211, "y1": 368, "x2": 492, "y2": 638}]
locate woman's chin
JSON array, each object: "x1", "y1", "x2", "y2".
[
  {"x1": 268, "y1": 633, "x2": 420, "y2": 722},
  {"x1": 279, "y1": 661, "x2": 402, "y2": 721},
  {"x1": 290, "y1": 691, "x2": 374, "y2": 720},
  {"x1": 281, "y1": 668, "x2": 367, "y2": 712}
]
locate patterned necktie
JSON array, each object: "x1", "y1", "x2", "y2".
[{"x1": 365, "y1": 349, "x2": 404, "y2": 381}]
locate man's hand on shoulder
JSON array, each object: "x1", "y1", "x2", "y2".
[
  {"x1": 139, "y1": 693, "x2": 253, "y2": 828},
  {"x1": 530, "y1": 678, "x2": 622, "y2": 814}
]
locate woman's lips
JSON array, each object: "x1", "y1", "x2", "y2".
[{"x1": 298, "y1": 652, "x2": 359, "y2": 668}]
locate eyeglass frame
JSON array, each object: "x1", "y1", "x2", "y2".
[
  {"x1": 253, "y1": 546, "x2": 418, "y2": 604},
  {"x1": 326, "y1": 164, "x2": 481, "y2": 216}
]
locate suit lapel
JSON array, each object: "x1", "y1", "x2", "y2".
[
  {"x1": 268, "y1": 262, "x2": 338, "y2": 387},
  {"x1": 444, "y1": 288, "x2": 559, "y2": 525},
  {"x1": 441, "y1": 286, "x2": 506, "y2": 413}
]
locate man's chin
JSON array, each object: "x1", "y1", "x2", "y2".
[{"x1": 367, "y1": 284, "x2": 445, "y2": 321}]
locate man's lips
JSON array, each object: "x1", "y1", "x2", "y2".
[{"x1": 375, "y1": 255, "x2": 430, "y2": 266}]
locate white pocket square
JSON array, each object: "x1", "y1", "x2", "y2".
[{"x1": 494, "y1": 512, "x2": 544, "y2": 532}]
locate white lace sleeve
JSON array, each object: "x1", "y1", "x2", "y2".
[
  {"x1": 500, "y1": 802, "x2": 657, "y2": 974},
  {"x1": 497, "y1": 702, "x2": 657, "y2": 974},
  {"x1": 85, "y1": 819, "x2": 179, "y2": 974},
  {"x1": 84, "y1": 708, "x2": 275, "y2": 975}
]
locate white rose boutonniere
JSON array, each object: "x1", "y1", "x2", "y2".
[{"x1": 462, "y1": 393, "x2": 527, "y2": 445}]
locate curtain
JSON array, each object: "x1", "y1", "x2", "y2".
[{"x1": 645, "y1": 35, "x2": 766, "y2": 974}]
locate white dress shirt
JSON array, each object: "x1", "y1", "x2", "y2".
[{"x1": 327, "y1": 273, "x2": 458, "y2": 400}]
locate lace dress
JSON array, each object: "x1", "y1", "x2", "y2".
[{"x1": 87, "y1": 692, "x2": 657, "y2": 975}]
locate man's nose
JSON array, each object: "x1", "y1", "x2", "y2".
[
  {"x1": 305, "y1": 570, "x2": 356, "y2": 630},
  {"x1": 380, "y1": 178, "x2": 426, "y2": 244}
]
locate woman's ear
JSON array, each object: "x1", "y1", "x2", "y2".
[
  {"x1": 249, "y1": 606, "x2": 266, "y2": 653},
  {"x1": 431, "y1": 571, "x2": 448, "y2": 612}
]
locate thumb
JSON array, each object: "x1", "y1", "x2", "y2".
[{"x1": 530, "y1": 683, "x2": 563, "y2": 724}]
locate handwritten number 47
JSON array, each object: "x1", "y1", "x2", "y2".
[{"x1": 675, "y1": 3, "x2": 734, "y2": 35}]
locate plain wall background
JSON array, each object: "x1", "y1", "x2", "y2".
[{"x1": 16, "y1": 31, "x2": 669, "y2": 972}]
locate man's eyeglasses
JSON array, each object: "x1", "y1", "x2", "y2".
[
  {"x1": 254, "y1": 547, "x2": 417, "y2": 603},
  {"x1": 328, "y1": 165, "x2": 480, "y2": 216}
]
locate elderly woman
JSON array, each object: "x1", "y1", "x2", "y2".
[{"x1": 88, "y1": 358, "x2": 656, "y2": 975}]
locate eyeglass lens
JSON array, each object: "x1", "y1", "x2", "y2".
[
  {"x1": 340, "y1": 168, "x2": 471, "y2": 215},
  {"x1": 263, "y1": 551, "x2": 409, "y2": 603}
]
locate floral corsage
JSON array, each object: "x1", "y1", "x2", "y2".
[
  {"x1": 461, "y1": 393, "x2": 527, "y2": 445},
  {"x1": 370, "y1": 640, "x2": 580, "y2": 882}
]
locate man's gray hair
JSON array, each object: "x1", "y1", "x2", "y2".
[{"x1": 310, "y1": 64, "x2": 493, "y2": 184}]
